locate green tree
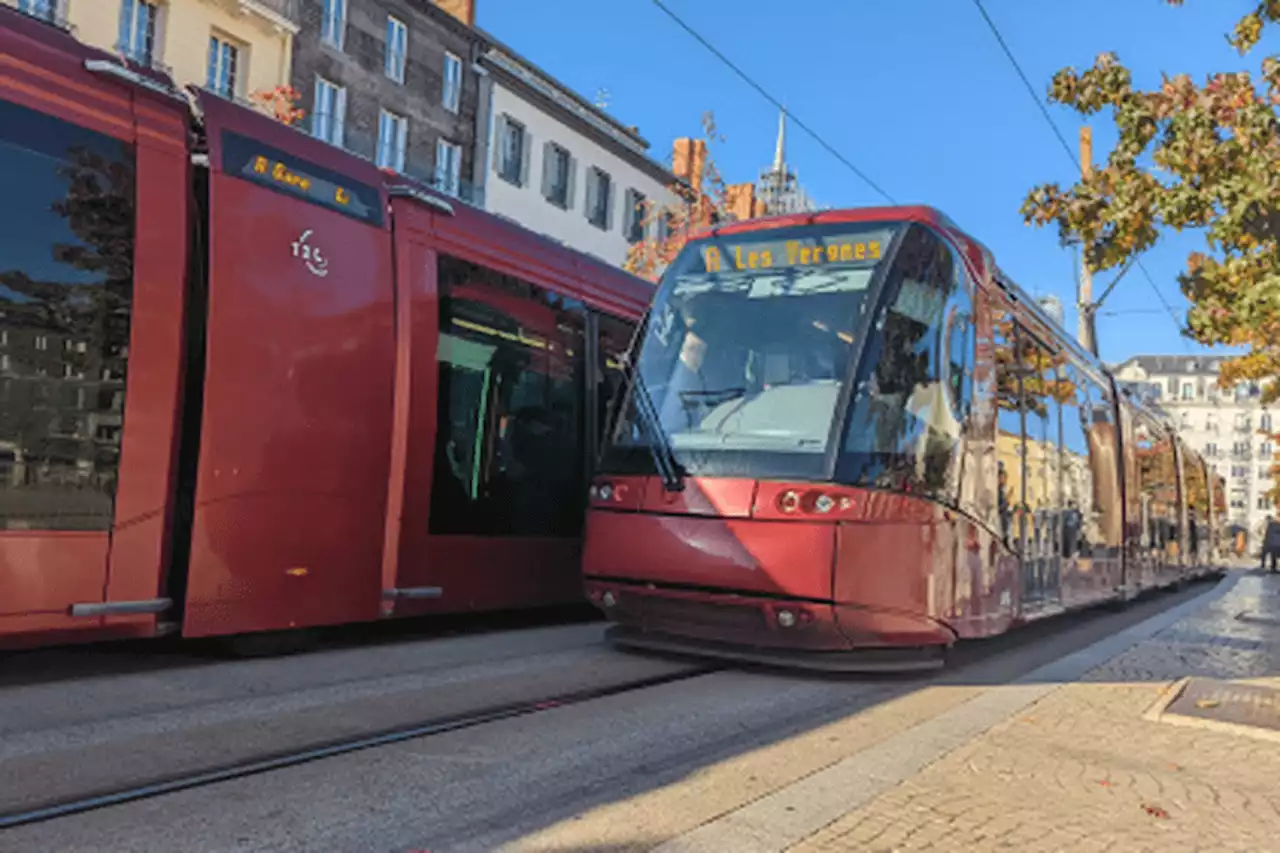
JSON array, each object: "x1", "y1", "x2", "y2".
[{"x1": 1021, "y1": 0, "x2": 1280, "y2": 501}]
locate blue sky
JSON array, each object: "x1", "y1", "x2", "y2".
[{"x1": 476, "y1": 0, "x2": 1269, "y2": 365}]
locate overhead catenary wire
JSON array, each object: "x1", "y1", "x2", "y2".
[
  {"x1": 969, "y1": 0, "x2": 1187, "y2": 345},
  {"x1": 648, "y1": 0, "x2": 897, "y2": 205}
]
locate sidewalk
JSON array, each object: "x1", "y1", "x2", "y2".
[{"x1": 788, "y1": 569, "x2": 1280, "y2": 853}]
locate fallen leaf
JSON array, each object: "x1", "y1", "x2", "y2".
[
  {"x1": 1142, "y1": 804, "x2": 1170, "y2": 819},
  {"x1": 1195, "y1": 698, "x2": 1221, "y2": 709},
  {"x1": 1097, "y1": 780, "x2": 1113, "y2": 788},
  {"x1": 1168, "y1": 763, "x2": 1182, "y2": 771}
]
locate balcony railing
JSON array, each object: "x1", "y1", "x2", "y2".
[
  {"x1": 11, "y1": 0, "x2": 72, "y2": 30},
  {"x1": 239, "y1": 0, "x2": 300, "y2": 27}
]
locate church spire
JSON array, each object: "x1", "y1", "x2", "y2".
[{"x1": 773, "y1": 107, "x2": 787, "y2": 174}]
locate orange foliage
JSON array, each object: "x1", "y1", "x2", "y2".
[{"x1": 250, "y1": 86, "x2": 306, "y2": 127}]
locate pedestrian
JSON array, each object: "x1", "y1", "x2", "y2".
[{"x1": 1262, "y1": 515, "x2": 1280, "y2": 572}]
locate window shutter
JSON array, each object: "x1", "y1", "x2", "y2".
[
  {"x1": 540, "y1": 142, "x2": 554, "y2": 200},
  {"x1": 585, "y1": 169, "x2": 598, "y2": 222},
  {"x1": 334, "y1": 87, "x2": 347, "y2": 149},
  {"x1": 565, "y1": 156, "x2": 577, "y2": 210},
  {"x1": 604, "y1": 178, "x2": 615, "y2": 231},
  {"x1": 492, "y1": 114, "x2": 507, "y2": 174},
  {"x1": 519, "y1": 128, "x2": 532, "y2": 188}
]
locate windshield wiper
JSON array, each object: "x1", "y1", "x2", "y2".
[{"x1": 632, "y1": 373, "x2": 685, "y2": 492}]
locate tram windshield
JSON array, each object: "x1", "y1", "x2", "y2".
[{"x1": 605, "y1": 222, "x2": 898, "y2": 480}]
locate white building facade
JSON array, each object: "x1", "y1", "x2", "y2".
[
  {"x1": 474, "y1": 44, "x2": 679, "y2": 268},
  {"x1": 1113, "y1": 355, "x2": 1277, "y2": 552}
]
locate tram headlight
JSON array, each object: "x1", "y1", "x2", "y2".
[
  {"x1": 776, "y1": 609, "x2": 797, "y2": 628},
  {"x1": 813, "y1": 494, "x2": 835, "y2": 514},
  {"x1": 598, "y1": 483, "x2": 614, "y2": 501},
  {"x1": 601, "y1": 591, "x2": 617, "y2": 608}
]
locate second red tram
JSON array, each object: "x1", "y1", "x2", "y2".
[
  {"x1": 583, "y1": 206, "x2": 1224, "y2": 670},
  {"x1": 0, "y1": 10, "x2": 647, "y2": 650}
]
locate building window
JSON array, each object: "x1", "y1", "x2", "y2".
[
  {"x1": 17, "y1": 0, "x2": 59, "y2": 23},
  {"x1": 1259, "y1": 496, "x2": 1274, "y2": 511},
  {"x1": 623, "y1": 189, "x2": 647, "y2": 243},
  {"x1": 0, "y1": 96, "x2": 137, "y2": 530},
  {"x1": 376, "y1": 110, "x2": 408, "y2": 173},
  {"x1": 435, "y1": 139, "x2": 462, "y2": 197},
  {"x1": 1205, "y1": 443, "x2": 1218, "y2": 458},
  {"x1": 311, "y1": 77, "x2": 346, "y2": 147},
  {"x1": 1167, "y1": 376, "x2": 1178, "y2": 396},
  {"x1": 1232, "y1": 465, "x2": 1248, "y2": 480},
  {"x1": 385, "y1": 16, "x2": 407, "y2": 83},
  {"x1": 496, "y1": 116, "x2": 527, "y2": 186},
  {"x1": 1261, "y1": 467, "x2": 1271, "y2": 481},
  {"x1": 207, "y1": 36, "x2": 239, "y2": 98},
  {"x1": 321, "y1": 0, "x2": 346, "y2": 49},
  {"x1": 1263, "y1": 413, "x2": 1273, "y2": 432},
  {"x1": 541, "y1": 142, "x2": 572, "y2": 209},
  {"x1": 442, "y1": 52, "x2": 462, "y2": 113},
  {"x1": 585, "y1": 167, "x2": 613, "y2": 231},
  {"x1": 1263, "y1": 441, "x2": 1275, "y2": 458},
  {"x1": 430, "y1": 254, "x2": 586, "y2": 537},
  {"x1": 118, "y1": 0, "x2": 159, "y2": 67},
  {"x1": 1181, "y1": 382, "x2": 1193, "y2": 400}
]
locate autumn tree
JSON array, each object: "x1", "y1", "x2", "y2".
[
  {"x1": 1021, "y1": 0, "x2": 1280, "y2": 503},
  {"x1": 624, "y1": 112, "x2": 753, "y2": 282},
  {"x1": 250, "y1": 85, "x2": 306, "y2": 127}
]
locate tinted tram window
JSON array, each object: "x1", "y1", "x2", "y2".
[
  {"x1": 1059, "y1": 363, "x2": 1093, "y2": 558},
  {"x1": 430, "y1": 255, "x2": 586, "y2": 537},
  {"x1": 1085, "y1": 378, "x2": 1123, "y2": 554},
  {"x1": 0, "y1": 100, "x2": 135, "y2": 531},
  {"x1": 1182, "y1": 444, "x2": 1210, "y2": 561},
  {"x1": 1019, "y1": 333, "x2": 1063, "y2": 590},
  {"x1": 840, "y1": 225, "x2": 962, "y2": 499},
  {"x1": 596, "y1": 313, "x2": 635, "y2": 446},
  {"x1": 992, "y1": 302, "x2": 1022, "y2": 550}
]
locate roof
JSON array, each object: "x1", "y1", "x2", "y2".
[{"x1": 1112, "y1": 355, "x2": 1229, "y2": 376}]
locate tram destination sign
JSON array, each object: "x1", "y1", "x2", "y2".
[
  {"x1": 695, "y1": 225, "x2": 894, "y2": 275},
  {"x1": 220, "y1": 130, "x2": 384, "y2": 227}
]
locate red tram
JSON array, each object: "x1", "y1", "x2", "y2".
[
  {"x1": 583, "y1": 206, "x2": 1225, "y2": 670},
  {"x1": 0, "y1": 9, "x2": 647, "y2": 650}
]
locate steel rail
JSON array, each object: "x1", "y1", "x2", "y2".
[{"x1": 0, "y1": 665, "x2": 718, "y2": 831}]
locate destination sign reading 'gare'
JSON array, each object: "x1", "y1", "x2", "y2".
[
  {"x1": 220, "y1": 130, "x2": 384, "y2": 227},
  {"x1": 696, "y1": 233, "x2": 886, "y2": 274}
]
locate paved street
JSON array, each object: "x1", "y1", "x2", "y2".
[
  {"x1": 785, "y1": 569, "x2": 1280, "y2": 852},
  {"x1": 1, "y1": 572, "x2": 1258, "y2": 852}
]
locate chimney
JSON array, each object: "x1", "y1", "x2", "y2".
[
  {"x1": 671, "y1": 138, "x2": 707, "y2": 192},
  {"x1": 724, "y1": 183, "x2": 760, "y2": 222},
  {"x1": 432, "y1": 0, "x2": 476, "y2": 26}
]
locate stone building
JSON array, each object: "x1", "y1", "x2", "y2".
[
  {"x1": 1113, "y1": 354, "x2": 1277, "y2": 552},
  {"x1": 291, "y1": 0, "x2": 485, "y2": 202}
]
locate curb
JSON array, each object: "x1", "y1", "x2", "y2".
[{"x1": 648, "y1": 574, "x2": 1235, "y2": 853}]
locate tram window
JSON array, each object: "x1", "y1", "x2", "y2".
[
  {"x1": 1019, "y1": 334, "x2": 1062, "y2": 563},
  {"x1": 1086, "y1": 379, "x2": 1123, "y2": 554},
  {"x1": 840, "y1": 225, "x2": 961, "y2": 500},
  {"x1": 992, "y1": 304, "x2": 1022, "y2": 549},
  {"x1": 944, "y1": 266, "x2": 975, "y2": 422},
  {"x1": 1059, "y1": 364, "x2": 1097, "y2": 558},
  {"x1": 429, "y1": 255, "x2": 586, "y2": 537},
  {"x1": 0, "y1": 99, "x2": 136, "y2": 531},
  {"x1": 595, "y1": 313, "x2": 635, "y2": 445}
]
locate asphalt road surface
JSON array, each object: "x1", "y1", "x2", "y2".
[{"x1": 0, "y1": 578, "x2": 1220, "y2": 852}]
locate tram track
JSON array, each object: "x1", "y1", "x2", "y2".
[{"x1": 0, "y1": 664, "x2": 719, "y2": 832}]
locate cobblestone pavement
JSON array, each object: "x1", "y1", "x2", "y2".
[{"x1": 789, "y1": 570, "x2": 1280, "y2": 853}]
